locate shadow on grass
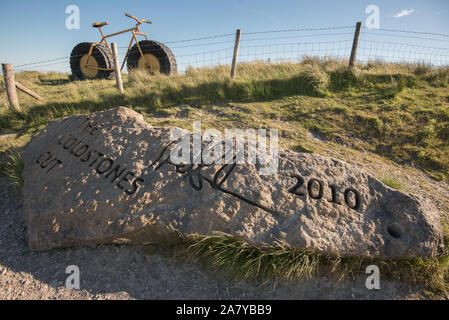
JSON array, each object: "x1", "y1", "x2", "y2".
[
  {"x1": 129, "y1": 74, "x2": 328, "y2": 113},
  {"x1": 0, "y1": 93, "x2": 130, "y2": 133},
  {"x1": 0, "y1": 75, "x2": 326, "y2": 133},
  {"x1": 38, "y1": 79, "x2": 72, "y2": 86},
  {"x1": 37, "y1": 74, "x2": 77, "y2": 86}
]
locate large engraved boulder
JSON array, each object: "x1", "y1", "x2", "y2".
[{"x1": 22, "y1": 107, "x2": 444, "y2": 257}]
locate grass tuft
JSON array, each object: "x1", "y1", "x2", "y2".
[
  {"x1": 413, "y1": 63, "x2": 433, "y2": 76},
  {"x1": 378, "y1": 172, "x2": 403, "y2": 190},
  {"x1": 386, "y1": 75, "x2": 407, "y2": 98},
  {"x1": 424, "y1": 67, "x2": 449, "y2": 87},
  {"x1": 143, "y1": 229, "x2": 449, "y2": 295},
  {"x1": 297, "y1": 64, "x2": 329, "y2": 96},
  {"x1": 328, "y1": 67, "x2": 361, "y2": 91},
  {"x1": 2, "y1": 148, "x2": 24, "y2": 193},
  {"x1": 184, "y1": 232, "x2": 319, "y2": 284}
]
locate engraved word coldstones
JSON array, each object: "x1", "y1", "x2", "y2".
[{"x1": 22, "y1": 107, "x2": 444, "y2": 257}]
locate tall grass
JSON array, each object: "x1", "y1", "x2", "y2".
[
  {"x1": 377, "y1": 172, "x2": 403, "y2": 190},
  {"x1": 184, "y1": 232, "x2": 319, "y2": 283},
  {"x1": 143, "y1": 227, "x2": 449, "y2": 295},
  {"x1": 2, "y1": 148, "x2": 24, "y2": 193},
  {"x1": 1, "y1": 61, "x2": 449, "y2": 295},
  {"x1": 1, "y1": 59, "x2": 448, "y2": 183}
]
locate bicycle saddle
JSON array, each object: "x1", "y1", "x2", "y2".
[{"x1": 92, "y1": 21, "x2": 108, "y2": 28}]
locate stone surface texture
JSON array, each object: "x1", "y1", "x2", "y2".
[{"x1": 22, "y1": 107, "x2": 444, "y2": 257}]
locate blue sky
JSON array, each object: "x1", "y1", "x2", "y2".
[{"x1": 0, "y1": 0, "x2": 448, "y2": 72}]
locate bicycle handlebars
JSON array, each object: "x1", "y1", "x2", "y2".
[{"x1": 125, "y1": 13, "x2": 152, "y2": 24}]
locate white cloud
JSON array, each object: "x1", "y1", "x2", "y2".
[{"x1": 393, "y1": 9, "x2": 415, "y2": 18}]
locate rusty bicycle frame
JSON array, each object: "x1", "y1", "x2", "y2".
[{"x1": 85, "y1": 13, "x2": 152, "y2": 72}]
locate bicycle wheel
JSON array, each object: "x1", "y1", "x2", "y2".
[
  {"x1": 126, "y1": 40, "x2": 177, "y2": 75},
  {"x1": 70, "y1": 42, "x2": 113, "y2": 80}
]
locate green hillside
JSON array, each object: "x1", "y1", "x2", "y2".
[
  {"x1": 1, "y1": 59, "x2": 448, "y2": 181},
  {"x1": 0, "y1": 59, "x2": 448, "y2": 294}
]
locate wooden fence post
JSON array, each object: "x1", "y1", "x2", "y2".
[
  {"x1": 111, "y1": 43, "x2": 124, "y2": 94},
  {"x1": 348, "y1": 21, "x2": 362, "y2": 71},
  {"x1": 1, "y1": 63, "x2": 20, "y2": 111},
  {"x1": 230, "y1": 29, "x2": 242, "y2": 80},
  {"x1": 15, "y1": 81, "x2": 43, "y2": 100}
]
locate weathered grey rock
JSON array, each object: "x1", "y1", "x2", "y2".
[{"x1": 22, "y1": 107, "x2": 444, "y2": 257}]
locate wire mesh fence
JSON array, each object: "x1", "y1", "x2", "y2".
[
  {"x1": 7, "y1": 23, "x2": 449, "y2": 76},
  {"x1": 357, "y1": 27, "x2": 449, "y2": 66}
]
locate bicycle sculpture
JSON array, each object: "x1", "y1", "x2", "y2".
[{"x1": 70, "y1": 13, "x2": 177, "y2": 80}]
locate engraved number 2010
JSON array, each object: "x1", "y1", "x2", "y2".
[{"x1": 288, "y1": 174, "x2": 360, "y2": 210}]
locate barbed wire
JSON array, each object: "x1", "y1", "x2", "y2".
[
  {"x1": 7, "y1": 24, "x2": 449, "y2": 74},
  {"x1": 14, "y1": 57, "x2": 68, "y2": 68},
  {"x1": 243, "y1": 26, "x2": 355, "y2": 35},
  {"x1": 13, "y1": 34, "x2": 234, "y2": 70},
  {"x1": 13, "y1": 50, "x2": 130, "y2": 72},
  {"x1": 164, "y1": 33, "x2": 235, "y2": 44},
  {"x1": 362, "y1": 27, "x2": 449, "y2": 38},
  {"x1": 358, "y1": 40, "x2": 449, "y2": 52},
  {"x1": 241, "y1": 32, "x2": 354, "y2": 42},
  {"x1": 357, "y1": 39, "x2": 449, "y2": 66},
  {"x1": 239, "y1": 40, "x2": 352, "y2": 64},
  {"x1": 240, "y1": 39, "x2": 352, "y2": 49},
  {"x1": 15, "y1": 60, "x2": 69, "y2": 71},
  {"x1": 360, "y1": 31, "x2": 449, "y2": 44},
  {"x1": 118, "y1": 41, "x2": 236, "y2": 50}
]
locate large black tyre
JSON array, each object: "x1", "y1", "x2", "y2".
[
  {"x1": 70, "y1": 42, "x2": 113, "y2": 80},
  {"x1": 126, "y1": 40, "x2": 177, "y2": 75}
]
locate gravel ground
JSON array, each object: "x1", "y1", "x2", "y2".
[{"x1": 0, "y1": 175, "x2": 431, "y2": 300}]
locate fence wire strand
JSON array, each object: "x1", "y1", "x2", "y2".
[
  {"x1": 362, "y1": 27, "x2": 449, "y2": 38},
  {"x1": 8, "y1": 24, "x2": 449, "y2": 74}
]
